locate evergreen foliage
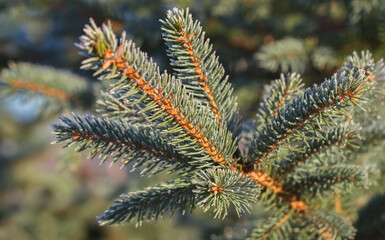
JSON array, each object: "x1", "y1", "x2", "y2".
[
  {"x1": 48, "y1": 7, "x2": 385, "y2": 239},
  {"x1": 0, "y1": 62, "x2": 94, "y2": 117},
  {"x1": 2, "y1": 4, "x2": 385, "y2": 240},
  {"x1": 247, "y1": 210, "x2": 294, "y2": 240},
  {"x1": 98, "y1": 180, "x2": 196, "y2": 226},
  {"x1": 53, "y1": 114, "x2": 193, "y2": 174},
  {"x1": 193, "y1": 168, "x2": 260, "y2": 219}
]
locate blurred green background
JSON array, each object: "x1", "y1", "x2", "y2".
[{"x1": 1, "y1": 0, "x2": 385, "y2": 239}]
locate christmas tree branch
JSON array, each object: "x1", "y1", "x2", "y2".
[
  {"x1": 193, "y1": 168, "x2": 260, "y2": 219},
  {"x1": 98, "y1": 181, "x2": 196, "y2": 226},
  {"x1": 248, "y1": 211, "x2": 292, "y2": 240},
  {"x1": 275, "y1": 124, "x2": 357, "y2": 180},
  {"x1": 284, "y1": 165, "x2": 367, "y2": 197},
  {"x1": 0, "y1": 62, "x2": 94, "y2": 112},
  {"x1": 161, "y1": 8, "x2": 239, "y2": 129},
  {"x1": 53, "y1": 114, "x2": 194, "y2": 174},
  {"x1": 249, "y1": 67, "x2": 372, "y2": 165},
  {"x1": 256, "y1": 73, "x2": 304, "y2": 126},
  {"x1": 77, "y1": 19, "x2": 237, "y2": 166},
  {"x1": 7, "y1": 78, "x2": 70, "y2": 101},
  {"x1": 305, "y1": 210, "x2": 356, "y2": 239},
  {"x1": 46, "y1": 7, "x2": 385, "y2": 239}
]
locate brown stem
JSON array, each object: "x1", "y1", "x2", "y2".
[
  {"x1": 176, "y1": 25, "x2": 222, "y2": 122},
  {"x1": 260, "y1": 213, "x2": 290, "y2": 240},
  {"x1": 98, "y1": 46, "x2": 226, "y2": 164},
  {"x1": 8, "y1": 79, "x2": 70, "y2": 101},
  {"x1": 273, "y1": 88, "x2": 290, "y2": 118}
]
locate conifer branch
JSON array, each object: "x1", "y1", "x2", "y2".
[
  {"x1": 248, "y1": 211, "x2": 292, "y2": 240},
  {"x1": 305, "y1": 210, "x2": 356, "y2": 240},
  {"x1": 284, "y1": 165, "x2": 368, "y2": 197},
  {"x1": 8, "y1": 78, "x2": 70, "y2": 101},
  {"x1": 193, "y1": 168, "x2": 260, "y2": 219},
  {"x1": 249, "y1": 66, "x2": 372, "y2": 165},
  {"x1": 0, "y1": 62, "x2": 93, "y2": 110},
  {"x1": 161, "y1": 8, "x2": 239, "y2": 129},
  {"x1": 275, "y1": 124, "x2": 357, "y2": 180},
  {"x1": 76, "y1": 19, "x2": 237, "y2": 166},
  {"x1": 241, "y1": 73, "x2": 304, "y2": 154},
  {"x1": 52, "y1": 114, "x2": 193, "y2": 174},
  {"x1": 97, "y1": 181, "x2": 196, "y2": 226},
  {"x1": 45, "y1": 8, "x2": 385, "y2": 239},
  {"x1": 256, "y1": 73, "x2": 304, "y2": 126}
]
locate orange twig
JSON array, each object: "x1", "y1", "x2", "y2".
[
  {"x1": 334, "y1": 195, "x2": 342, "y2": 214},
  {"x1": 99, "y1": 46, "x2": 226, "y2": 164},
  {"x1": 176, "y1": 26, "x2": 222, "y2": 122},
  {"x1": 8, "y1": 79, "x2": 70, "y2": 101},
  {"x1": 260, "y1": 213, "x2": 289, "y2": 240},
  {"x1": 244, "y1": 168, "x2": 309, "y2": 212},
  {"x1": 318, "y1": 228, "x2": 334, "y2": 240},
  {"x1": 274, "y1": 89, "x2": 290, "y2": 117},
  {"x1": 244, "y1": 170, "x2": 283, "y2": 194}
]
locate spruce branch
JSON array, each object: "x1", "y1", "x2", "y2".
[
  {"x1": 284, "y1": 165, "x2": 368, "y2": 197},
  {"x1": 248, "y1": 66, "x2": 372, "y2": 165},
  {"x1": 193, "y1": 168, "x2": 260, "y2": 219},
  {"x1": 160, "y1": 8, "x2": 239, "y2": 128},
  {"x1": 241, "y1": 73, "x2": 304, "y2": 155},
  {"x1": 76, "y1": 18, "x2": 237, "y2": 166},
  {"x1": 52, "y1": 114, "x2": 193, "y2": 174},
  {"x1": 244, "y1": 170, "x2": 283, "y2": 195},
  {"x1": 274, "y1": 124, "x2": 358, "y2": 180},
  {"x1": 0, "y1": 62, "x2": 94, "y2": 113},
  {"x1": 96, "y1": 91, "x2": 157, "y2": 127},
  {"x1": 304, "y1": 210, "x2": 356, "y2": 240},
  {"x1": 247, "y1": 211, "x2": 293, "y2": 240},
  {"x1": 256, "y1": 73, "x2": 305, "y2": 126},
  {"x1": 97, "y1": 181, "x2": 196, "y2": 226},
  {"x1": 44, "y1": 7, "x2": 385, "y2": 239}
]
